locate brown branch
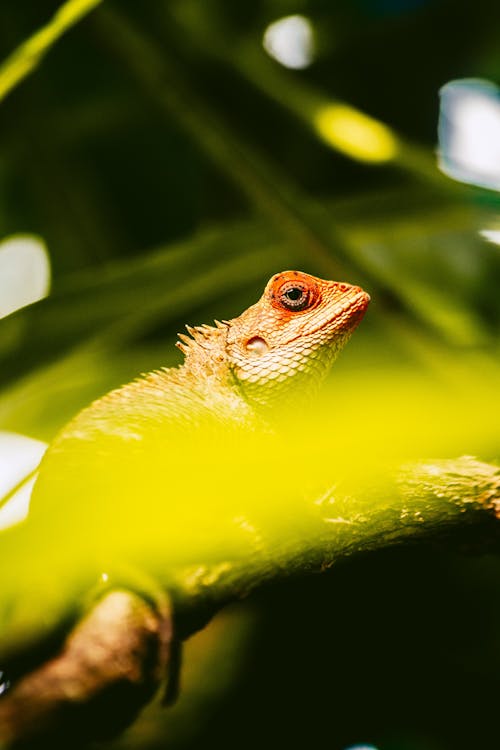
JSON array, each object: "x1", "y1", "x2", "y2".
[
  {"x1": 0, "y1": 590, "x2": 173, "y2": 748},
  {"x1": 172, "y1": 457, "x2": 500, "y2": 635}
]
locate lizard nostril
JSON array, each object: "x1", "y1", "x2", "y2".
[{"x1": 245, "y1": 336, "x2": 269, "y2": 356}]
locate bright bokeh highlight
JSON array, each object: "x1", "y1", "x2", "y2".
[
  {"x1": 438, "y1": 78, "x2": 500, "y2": 190},
  {"x1": 262, "y1": 15, "x2": 315, "y2": 70},
  {"x1": 0, "y1": 432, "x2": 47, "y2": 529},
  {"x1": 313, "y1": 104, "x2": 398, "y2": 163},
  {"x1": 479, "y1": 228, "x2": 500, "y2": 245},
  {"x1": 0, "y1": 235, "x2": 50, "y2": 319}
]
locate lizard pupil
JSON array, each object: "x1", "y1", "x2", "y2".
[
  {"x1": 279, "y1": 284, "x2": 311, "y2": 311},
  {"x1": 285, "y1": 288, "x2": 303, "y2": 301}
]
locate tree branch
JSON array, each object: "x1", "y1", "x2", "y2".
[
  {"x1": 172, "y1": 456, "x2": 500, "y2": 633},
  {"x1": 0, "y1": 590, "x2": 173, "y2": 747}
]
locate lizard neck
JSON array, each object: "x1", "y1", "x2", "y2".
[
  {"x1": 178, "y1": 325, "x2": 253, "y2": 425},
  {"x1": 180, "y1": 326, "x2": 230, "y2": 384}
]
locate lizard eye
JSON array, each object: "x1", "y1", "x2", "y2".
[
  {"x1": 268, "y1": 272, "x2": 320, "y2": 313},
  {"x1": 278, "y1": 282, "x2": 312, "y2": 311}
]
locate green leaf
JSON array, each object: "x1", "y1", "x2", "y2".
[{"x1": 0, "y1": 0, "x2": 104, "y2": 103}]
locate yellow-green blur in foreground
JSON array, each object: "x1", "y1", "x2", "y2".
[{"x1": 1, "y1": 349, "x2": 498, "y2": 642}]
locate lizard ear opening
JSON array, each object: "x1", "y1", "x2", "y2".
[{"x1": 245, "y1": 336, "x2": 269, "y2": 356}]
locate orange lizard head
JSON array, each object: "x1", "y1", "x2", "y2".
[{"x1": 225, "y1": 270, "x2": 370, "y2": 408}]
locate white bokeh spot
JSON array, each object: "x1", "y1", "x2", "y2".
[
  {"x1": 479, "y1": 228, "x2": 500, "y2": 245},
  {"x1": 0, "y1": 235, "x2": 51, "y2": 319},
  {"x1": 438, "y1": 78, "x2": 500, "y2": 190},
  {"x1": 0, "y1": 432, "x2": 47, "y2": 529},
  {"x1": 263, "y1": 15, "x2": 315, "y2": 70}
]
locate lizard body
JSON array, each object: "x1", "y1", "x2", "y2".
[
  {"x1": 29, "y1": 271, "x2": 370, "y2": 534},
  {"x1": 30, "y1": 270, "x2": 369, "y2": 536}
]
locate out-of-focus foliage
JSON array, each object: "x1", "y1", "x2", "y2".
[
  {"x1": 0, "y1": 0, "x2": 103, "y2": 103},
  {"x1": 1, "y1": 1, "x2": 500, "y2": 749}
]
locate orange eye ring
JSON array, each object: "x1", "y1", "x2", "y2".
[{"x1": 270, "y1": 273, "x2": 319, "y2": 312}]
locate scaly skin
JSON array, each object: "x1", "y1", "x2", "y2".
[{"x1": 46, "y1": 271, "x2": 369, "y2": 440}]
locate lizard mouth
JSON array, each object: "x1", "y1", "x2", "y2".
[{"x1": 341, "y1": 289, "x2": 371, "y2": 329}]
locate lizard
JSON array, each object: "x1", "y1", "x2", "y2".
[
  {"x1": 24, "y1": 269, "x2": 370, "y2": 554},
  {"x1": 34, "y1": 269, "x2": 370, "y2": 444},
  {"x1": 0, "y1": 270, "x2": 370, "y2": 744},
  {"x1": 21, "y1": 269, "x2": 370, "y2": 536}
]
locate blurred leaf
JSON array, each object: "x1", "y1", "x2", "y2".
[{"x1": 0, "y1": 0, "x2": 103, "y2": 103}]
